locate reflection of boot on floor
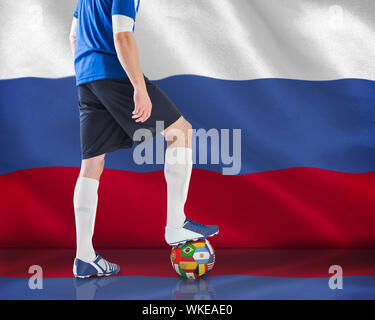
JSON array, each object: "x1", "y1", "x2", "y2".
[{"x1": 74, "y1": 275, "x2": 119, "y2": 300}]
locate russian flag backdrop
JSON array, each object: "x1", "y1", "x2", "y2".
[{"x1": 1, "y1": 0, "x2": 375, "y2": 249}]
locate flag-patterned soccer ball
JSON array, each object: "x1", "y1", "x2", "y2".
[{"x1": 170, "y1": 239, "x2": 215, "y2": 279}]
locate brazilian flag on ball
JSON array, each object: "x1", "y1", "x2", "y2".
[{"x1": 170, "y1": 239, "x2": 215, "y2": 279}]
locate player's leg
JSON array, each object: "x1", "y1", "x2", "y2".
[
  {"x1": 74, "y1": 154, "x2": 105, "y2": 263},
  {"x1": 73, "y1": 154, "x2": 120, "y2": 278},
  {"x1": 162, "y1": 116, "x2": 192, "y2": 228},
  {"x1": 162, "y1": 117, "x2": 219, "y2": 246},
  {"x1": 73, "y1": 82, "x2": 129, "y2": 278}
]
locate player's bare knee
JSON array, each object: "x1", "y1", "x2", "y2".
[
  {"x1": 183, "y1": 119, "x2": 193, "y2": 134},
  {"x1": 163, "y1": 117, "x2": 192, "y2": 147},
  {"x1": 178, "y1": 119, "x2": 192, "y2": 146},
  {"x1": 182, "y1": 120, "x2": 193, "y2": 142},
  {"x1": 80, "y1": 154, "x2": 105, "y2": 180}
]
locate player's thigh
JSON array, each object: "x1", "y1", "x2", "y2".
[
  {"x1": 93, "y1": 77, "x2": 182, "y2": 144},
  {"x1": 78, "y1": 83, "x2": 132, "y2": 160}
]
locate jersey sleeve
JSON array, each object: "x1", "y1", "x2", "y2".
[
  {"x1": 70, "y1": 17, "x2": 78, "y2": 38},
  {"x1": 112, "y1": 0, "x2": 136, "y2": 20}
]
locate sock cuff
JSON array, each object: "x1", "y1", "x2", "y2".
[
  {"x1": 165, "y1": 147, "x2": 193, "y2": 165},
  {"x1": 76, "y1": 176, "x2": 99, "y2": 190}
]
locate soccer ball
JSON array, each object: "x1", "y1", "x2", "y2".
[{"x1": 170, "y1": 239, "x2": 215, "y2": 279}]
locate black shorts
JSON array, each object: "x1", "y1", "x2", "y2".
[{"x1": 77, "y1": 77, "x2": 181, "y2": 159}]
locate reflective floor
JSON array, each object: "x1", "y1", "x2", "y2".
[{"x1": 0, "y1": 249, "x2": 374, "y2": 300}]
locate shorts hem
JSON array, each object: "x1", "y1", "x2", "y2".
[
  {"x1": 163, "y1": 113, "x2": 182, "y2": 132},
  {"x1": 82, "y1": 142, "x2": 133, "y2": 160}
]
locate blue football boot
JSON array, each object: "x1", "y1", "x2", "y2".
[
  {"x1": 165, "y1": 219, "x2": 219, "y2": 246},
  {"x1": 73, "y1": 252, "x2": 120, "y2": 278}
]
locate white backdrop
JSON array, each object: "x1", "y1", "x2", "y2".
[{"x1": 1, "y1": 0, "x2": 375, "y2": 80}]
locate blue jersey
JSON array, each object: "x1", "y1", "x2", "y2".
[{"x1": 73, "y1": 0, "x2": 140, "y2": 85}]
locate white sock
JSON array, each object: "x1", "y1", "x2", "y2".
[
  {"x1": 73, "y1": 177, "x2": 99, "y2": 262},
  {"x1": 164, "y1": 147, "x2": 193, "y2": 228}
]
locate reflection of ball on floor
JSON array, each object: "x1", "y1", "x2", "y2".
[
  {"x1": 170, "y1": 239, "x2": 215, "y2": 279},
  {"x1": 172, "y1": 278, "x2": 216, "y2": 300}
]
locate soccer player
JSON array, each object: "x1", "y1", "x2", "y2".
[{"x1": 69, "y1": 0, "x2": 219, "y2": 278}]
